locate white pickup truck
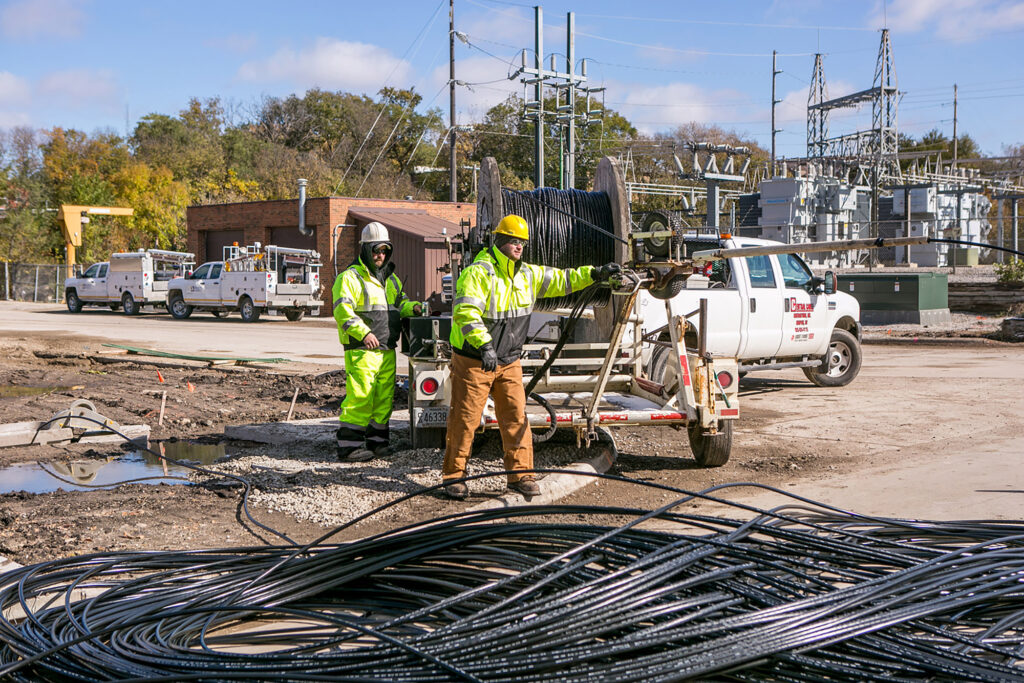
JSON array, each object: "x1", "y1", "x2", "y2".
[
  {"x1": 165, "y1": 243, "x2": 322, "y2": 322},
  {"x1": 64, "y1": 249, "x2": 195, "y2": 316},
  {"x1": 638, "y1": 236, "x2": 862, "y2": 387}
]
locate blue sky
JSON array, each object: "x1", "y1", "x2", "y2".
[{"x1": 1, "y1": 0, "x2": 1022, "y2": 158}]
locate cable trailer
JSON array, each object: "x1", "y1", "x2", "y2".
[{"x1": 408, "y1": 287, "x2": 741, "y2": 466}]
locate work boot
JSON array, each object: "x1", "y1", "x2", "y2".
[
  {"x1": 443, "y1": 481, "x2": 469, "y2": 500},
  {"x1": 341, "y1": 447, "x2": 374, "y2": 463},
  {"x1": 508, "y1": 476, "x2": 540, "y2": 497},
  {"x1": 372, "y1": 445, "x2": 393, "y2": 459}
]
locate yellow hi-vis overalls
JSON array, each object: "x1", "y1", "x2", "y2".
[
  {"x1": 443, "y1": 246, "x2": 594, "y2": 483},
  {"x1": 332, "y1": 259, "x2": 418, "y2": 455}
]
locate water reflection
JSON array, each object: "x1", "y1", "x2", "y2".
[{"x1": 0, "y1": 441, "x2": 227, "y2": 494}]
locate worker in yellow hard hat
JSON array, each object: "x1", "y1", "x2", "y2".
[{"x1": 442, "y1": 214, "x2": 621, "y2": 500}]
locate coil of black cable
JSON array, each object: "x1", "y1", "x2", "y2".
[{"x1": 500, "y1": 187, "x2": 616, "y2": 311}]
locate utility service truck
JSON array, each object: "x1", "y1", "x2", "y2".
[
  {"x1": 64, "y1": 249, "x2": 196, "y2": 315},
  {"x1": 636, "y1": 233, "x2": 862, "y2": 388},
  {"x1": 166, "y1": 242, "x2": 322, "y2": 322}
]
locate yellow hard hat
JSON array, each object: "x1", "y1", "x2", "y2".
[{"x1": 494, "y1": 214, "x2": 529, "y2": 240}]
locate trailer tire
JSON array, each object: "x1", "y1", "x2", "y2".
[
  {"x1": 802, "y1": 328, "x2": 861, "y2": 387},
  {"x1": 168, "y1": 293, "x2": 193, "y2": 320},
  {"x1": 239, "y1": 295, "x2": 261, "y2": 323},
  {"x1": 108, "y1": 304, "x2": 120, "y2": 311},
  {"x1": 688, "y1": 419, "x2": 732, "y2": 467},
  {"x1": 284, "y1": 309, "x2": 305, "y2": 322},
  {"x1": 66, "y1": 290, "x2": 82, "y2": 313},
  {"x1": 121, "y1": 292, "x2": 140, "y2": 316},
  {"x1": 649, "y1": 275, "x2": 687, "y2": 300}
]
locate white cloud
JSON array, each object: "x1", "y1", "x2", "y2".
[
  {"x1": 237, "y1": 38, "x2": 413, "y2": 93},
  {"x1": 36, "y1": 69, "x2": 118, "y2": 102},
  {"x1": 871, "y1": 0, "x2": 1024, "y2": 42},
  {"x1": 0, "y1": 71, "x2": 31, "y2": 104},
  {"x1": 0, "y1": 0, "x2": 84, "y2": 39},
  {"x1": 612, "y1": 82, "x2": 754, "y2": 135},
  {"x1": 0, "y1": 111, "x2": 31, "y2": 128}
]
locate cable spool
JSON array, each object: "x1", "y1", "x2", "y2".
[{"x1": 476, "y1": 157, "x2": 630, "y2": 314}]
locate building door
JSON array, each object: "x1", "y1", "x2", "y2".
[{"x1": 204, "y1": 230, "x2": 244, "y2": 263}]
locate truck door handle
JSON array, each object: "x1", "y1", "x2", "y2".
[{"x1": 749, "y1": 298, "x2": 756, "y2": 313}]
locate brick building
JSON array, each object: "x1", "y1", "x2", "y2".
[{"x1": 186, "y1": 196, "x2": 475, "y2": 314}]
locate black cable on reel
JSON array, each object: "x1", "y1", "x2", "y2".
[{"x1": 500, "y1": 187, "x2": 617, "y2": 311}]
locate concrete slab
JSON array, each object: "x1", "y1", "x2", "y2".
[{"x1": 467, "y1": 442, "x2": 617, "y2": 511}]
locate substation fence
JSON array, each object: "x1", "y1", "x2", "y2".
[{"x1": 2, "y1": 263, "x2": 67, "y2": 304}]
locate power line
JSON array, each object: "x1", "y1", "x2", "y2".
[{"x1": 336, "y1": 0, "x2": 445, "y2": 193}]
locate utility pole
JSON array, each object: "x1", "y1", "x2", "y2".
[
  {"x1": 771, "y1": 50, "x2": 782, "y2": 177},
  {"x1": 516, "y1": 7, "x2": 598, "y2": 190},
  {"x1": 565, "y1": 12, "x2": 576, "y2": 188},
  {"x1": 533, "y1": 6, "x2": 544, "y2": 188},
  {"x1": 952, "y1": 83, "x2": 958, "y2": 170},
  {"x1": 449, "y1": 0, "x2": 457, "y2": 202}
]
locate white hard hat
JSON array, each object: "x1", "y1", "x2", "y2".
[{"x1": 360, "y1": 222, "x2": 390, "y2": 243}]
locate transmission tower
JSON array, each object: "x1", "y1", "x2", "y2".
[{"x1": 805, "y1": 29, "x2": 900, "y2": 185}]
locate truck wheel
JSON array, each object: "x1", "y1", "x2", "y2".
[
  {"x1": 802, "y1": 328, "x2": 861, "y2": 388},
  {"x1": 168, "y1": 294, "x2": 193, "y2": 320},
  {"x1": 687, "y1": 420, "x2": 732, "y2": 467},
  {"x1": 284, "y1": 309, "x2": 305, "y2": 322},
  {"x1": 646, "y1": 345, "x2": 681, "y2": 396},
  {"x1": 239, "y1": 296, "x2": 261, "y2": 323},
  {"x1": 121, "y1": 292, "x2": 140, "y2": 316},
  {"x1": 66, "y1": 290, "x2": 82, "y2": 313}
]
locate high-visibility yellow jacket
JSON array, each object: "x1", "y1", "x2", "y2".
[
  {"x1": 451, "y1": 246, "x2": 594, "y2": 365},
  {"x1": 332, "y1": 259, "x2": 418, "y2": 350}
]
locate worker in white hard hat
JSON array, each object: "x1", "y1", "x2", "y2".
[
  {"x1": 332, "y1": 222, "x2": 422, "y2": 461},
  {"x1": 441, "y1": 214, "x2": 621, "y2": 500}
]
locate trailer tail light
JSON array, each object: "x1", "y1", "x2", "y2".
[
  {"x1": 420, "y1": 377, "x2": 440, "y2": 396},
  {"x1": 716, "y1": 371, "x2": 734, "y2": 390}
]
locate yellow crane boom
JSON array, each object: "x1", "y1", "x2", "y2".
[{"x1": 57, "y1": 204, "x2": 134, "y2": 277}]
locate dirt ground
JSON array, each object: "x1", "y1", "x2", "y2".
[{"x1": 1, "y1": 323, "x2": 1022, "y2": 568}]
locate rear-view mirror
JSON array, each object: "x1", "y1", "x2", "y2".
[{"x1": 824, "y1": 271, "x2": 836, "y2": 295}]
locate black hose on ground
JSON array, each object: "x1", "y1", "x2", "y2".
[{"x1": 7, "y1": 477, "x2": 1024, "y2": 682}]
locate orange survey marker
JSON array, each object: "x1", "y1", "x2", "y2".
[
  {"x1": 156, "y1": 370, "x2": 165, "y2": 383},
  {"x1": 187, "y1": 381, "x2": 195, "y2": 393}
]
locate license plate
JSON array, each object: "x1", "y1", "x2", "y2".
[{"x1": 418, "y1": 406, "x2": 449, "y2": 426}]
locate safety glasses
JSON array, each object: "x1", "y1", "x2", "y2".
[
  {"x1": 506, "y1": 237, "x2": 527, "y2": 248},
  {"x1": 372, "y1": 244, "x2": 393, "y2": 256}
]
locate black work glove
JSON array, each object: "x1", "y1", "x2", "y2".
[
  {"x1": 593, "y1": 262, "x2": 621, "y2": 283},
  {"x1": 480, "y1": 343, "x2": 498, "y2": 372}
]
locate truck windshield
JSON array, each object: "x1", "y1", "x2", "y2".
[{"x1": 778, "y1": 253, "x2": 812, "y2": 288}]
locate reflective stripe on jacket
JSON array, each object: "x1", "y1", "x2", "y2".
[
  {"x1": 332, "y1": 262, "x2": 418, "y2": 350},
  {"x1": 450, "y1": 246, "x2": 594, "y2": 365}
]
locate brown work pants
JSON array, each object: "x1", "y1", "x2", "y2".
[{"x1": 443, "y1": 353, "x2": 532, "y2": 484}]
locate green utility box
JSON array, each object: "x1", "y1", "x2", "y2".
[
  {"x1": 839, "y1": 272, "x2": 952, "y2": 325},
  {"x1": 951, "y1": 247, "x2": 979, "y2": 267}
]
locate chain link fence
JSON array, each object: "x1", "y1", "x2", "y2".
[{"x1": 3, "y1": 263, "x2": 70, "y2": 303}]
